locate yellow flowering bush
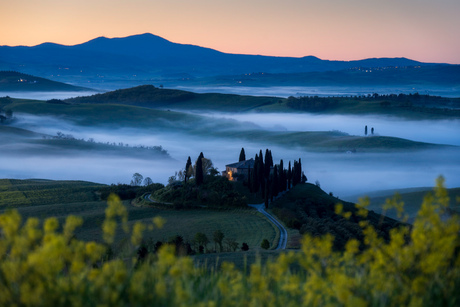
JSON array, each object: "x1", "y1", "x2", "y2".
[{"x1": 0, "y1": 178, "x2": 459, "y2": 306}]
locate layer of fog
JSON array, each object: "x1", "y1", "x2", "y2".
[
  {"x1": 2, "y1": 113, "x2": 460, "y2": 199},
  {"x1": 3, "y1": 83, "x2": 460, "y2": 102},
  {"x1": 0, "y1": 91, "x2": 100, "y2": 100},
  {"x1": 204, "y1": 113, "x2": 460, "y2": 146}
]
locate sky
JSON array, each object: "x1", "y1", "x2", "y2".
[{"x1": 1, "y1": 0, "x2": 460, "y2": 64}]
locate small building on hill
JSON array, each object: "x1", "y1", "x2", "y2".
[{"x1": 223, "y1": 158, "x2": 255, "y2": 181}]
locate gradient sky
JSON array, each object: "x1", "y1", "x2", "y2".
[{"x1": 1, "y1": 0, "x2": 459, "y2": 63}]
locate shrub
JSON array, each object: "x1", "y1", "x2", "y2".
[{"x1": 0, "y1": 177, "x2": 459, "y2": 306}]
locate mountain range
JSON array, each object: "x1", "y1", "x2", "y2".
[{"x1": 0, "y1": 33, "x2": 458, "y2": 90}]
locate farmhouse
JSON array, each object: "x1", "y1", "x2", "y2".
[{"x1": 223, "y1": 158, "x2": 255, "y2": 181}]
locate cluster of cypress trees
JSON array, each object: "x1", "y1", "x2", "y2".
[
  {"x1": 245, "y1": 148, "x2": 305, "y2": 208},
  {"x1": 183, "y1": 153, "x2": 205, "y2": 186}
]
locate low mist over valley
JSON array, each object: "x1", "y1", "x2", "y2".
[{"x1": 1, "y1": 85, "x2": 459, "y2": 198}]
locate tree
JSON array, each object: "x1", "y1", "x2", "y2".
[
  {"x1": 272, "y1": 165, "x2": 279, "y2": 197},
  {"x1": 224, "y1": 238, "x2": 239, "y2": 252},
  {"x1": 239, "y1": 148, "x2": 246, "y2": 162},
  {"x1": 287, "y1": 161, "x2": 292, "y2": 189},
  {"x1": 201, "y1": 158, "x2": 214, "y2": 176},
  {"x1": 365, "y1": 125, "x2": 368, "y2": 136},
  {"x1": 143, "y1": 177, "x2": 153, "y2": 186},
  {"x1": 261, "y1": 239, "x2": 270, "y2": 250},
  {"x1": 185, "y1": 156, "x2": 192, "y2": 184},
  {"x1": 371, "y1": 127, "x2": 374, "y2": 135},
  {"x1": 130, "y1": 173, "x2": 143, "y2": 186},
  {"x1": 301, "y1": 172, "x2": 307, "y2": 183},
  {"x1": 194, "y1": 232, "x2": 209, "y2": 252},
  {"x1": 279, "y1": 159, "x2": 285, "y2": 192},
  {"x1": 195, "y1": 154, "x2": 204, "y2": 186},
  {"x1": 241, "y1": 242, "x2": 249, "y2": 251},
  {"x1": 213, "y1": 230, "x2": 225, "y2": 252},
  {"x1": 252, "y1": 154, "x2": 260, "y2": 193}
]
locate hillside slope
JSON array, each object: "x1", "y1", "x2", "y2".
[{"x1": 0, "y1": 71, "x2": 91, "y2": 91}]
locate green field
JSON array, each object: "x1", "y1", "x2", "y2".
[
  {"x1": 64, "y1": 84, "x2": 460, "y2": 120},
  {"x1": 365, "y1": 187, "x2": 460, "y2": 222},
  {"x1": 0, "y1": 179, "x2": 103, "y2": 207},
  {"x1": 0, "y1": 179, "x2": 279, "y2": 255}
]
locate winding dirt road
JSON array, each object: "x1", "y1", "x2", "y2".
[
  {"x1": 248, "y1": 203, "x2": 288, "y2": 250},
  {"x1": 144, "y1": 193, "x2": 287, "y2": 249}
]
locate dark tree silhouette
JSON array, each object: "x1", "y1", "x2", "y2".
[
  {"x1": 287, "y1": 161, "x2": 292, "y2": 190},
  {"x1": 261, "y1": 239, "x2": 270, "y2": 250},
  {"x1": 365, "y1": 125, "x2": 368, "y2": 136},
  {"x1": 279, "y1": 159, "x2": 285, "y2": 192},
  {"x1": 252, "y1": 154, "x2": 260, "y2": 193},
  {"x1": 272, "y1": 165, "x2": 279, "y2": 197},
  {"x1": 195, "y1": 154, "x2": 204, "y2": 186},
  {"x1": 239, "y1": 148, "x2": 246, "y2": 162},
  {"x1": 213, "y1": 230, "x2": 225, "y2": 252},
  {"x1": 185, "y1": 156, "x2": 192, "y2": 184},
  {"x1": 371, "y1": 127, "x2": 374, "y2": 135}
]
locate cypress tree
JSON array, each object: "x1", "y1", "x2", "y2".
[
  {"x1": 287, "y1": 161, "x2": 292, "y2": 190},
  {"x1": 252, "y1": 154, "x2": 259, "y2": 193},
  {"x1": 258, "y1": 152, "x2": 265, "y2": 198},
  {"x1": 264, "y1": 149, "x2": 271, "y2": 179},
  {"x1": 239, "y1": 148, "x2": 246, "y2": 162},
  {"x1": 272, "y1": 165, "x2": 279, "y2": 197},
  {"x1": 185, "y1": 156, "x2": 192, "y2": 184},
  {"x1": 297, "y1": 158, "x2": 302, "y2": 185},
  {"x1": 279, "y1": 159, "x2": 285, "y2": 192},
  {"x1": 293, "y1": 160, "x2": 299, "y2": 187},
  {"x1": 196, "y1": 154, "x2": 204, "y2": 186}
]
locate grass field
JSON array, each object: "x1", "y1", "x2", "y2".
[
  {"x1": 365, "y1": 187, "x2": 460, "y2": 222},
  {"x1": 0, "y1": 179, "x2": 279, "y2": 256},
  {"x1": 0, "y1": 179, "x2": 103, "y2": 207}
]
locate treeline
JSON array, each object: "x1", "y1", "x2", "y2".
[
  {"x1": 136, "y1": 230, "x2": 249, "y2": 261},
  {"x1": 245, "y1": 148, "x2": 306, "y2": 208},
  {"x1": 47, "y1": 131, "x2": 169, "y2": 156},
  {"x1": 65, "y1": 85, "x2": 196, "y2": 105},
  {"x1": 271, "y1": 184, "x2": 402, "y2": 251},
  {"x1": 287, "y1": 92, "x2": 460, "y2": 113},
  {"x1": 151, "y1": 152, "x2": 247, "y2": 209},
  {"x1": 99, "y1": 183, "x2": 164, "y2": 201}
]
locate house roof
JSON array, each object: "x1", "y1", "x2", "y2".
[{"x1": 226, "y1": 158, "x2": 255, "y2": 169}]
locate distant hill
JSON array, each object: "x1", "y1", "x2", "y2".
[
  {"x1": 0, "y1": 71, "x2": 91, "y2": 91},
  {"x1": 0, "y1": 33, "x2": 451, "y2": 88},
  {"x1": 65, "y1": 84, "x2": 460, "y2": 119},
  {"x1": 65, "y1": 84, "x2": 280, "y2": 112},
  {"x1": 196, "y1": 65, "x2": 460, "y2": 87}
]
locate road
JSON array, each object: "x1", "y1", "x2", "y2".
[
  {"x1": 144, "y1": 193, "x2": 287, "y2": 249},
  {"x1": 248, "y1": 203, "x2": 288, "y2": 250}
]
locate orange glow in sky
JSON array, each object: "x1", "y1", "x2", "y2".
[{"x1": 1, "y1": 0, "x2": 459, "y2": 63}]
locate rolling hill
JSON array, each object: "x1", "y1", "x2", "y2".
[{"x1": 0, "y1": 71, "x2": 92, "y2": 91}]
